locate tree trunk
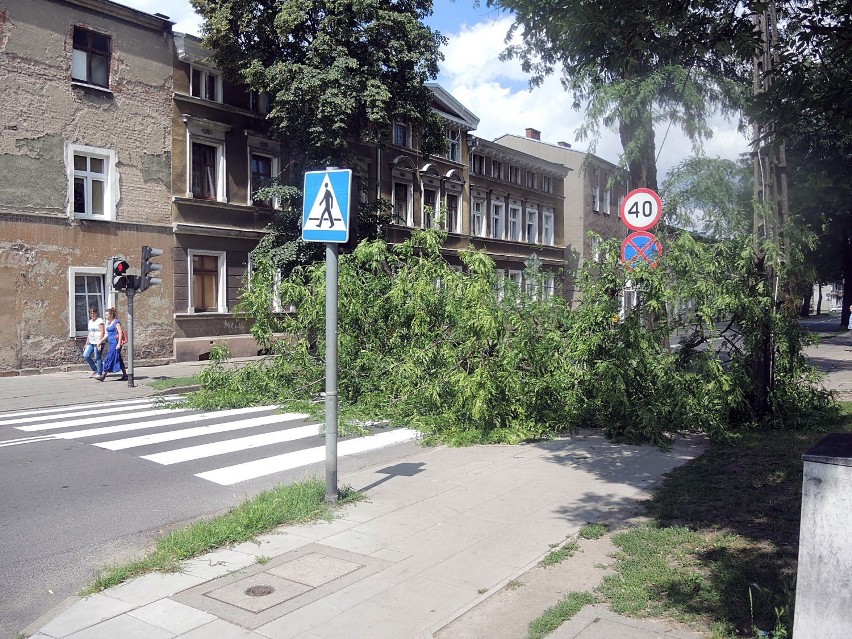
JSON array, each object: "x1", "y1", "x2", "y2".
[{"x1": 618, "y1": 106, "x2": 658, "y2": 191}]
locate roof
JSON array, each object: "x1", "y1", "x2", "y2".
[{"x1": 426, "y1": 83, "x2": 480, "y2": 131}]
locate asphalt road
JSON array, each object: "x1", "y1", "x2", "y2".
[{"x1": 0, "y1": 402, "x2": 421, "y2": 638}]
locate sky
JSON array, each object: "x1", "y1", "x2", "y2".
[{"x1": 120, "y1": 0, "x2": 751, "y2": 181}]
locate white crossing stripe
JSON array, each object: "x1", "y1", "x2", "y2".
[
  {"x1": 195, "y1": 429, "x2": 420, "y2": 485},
  {"x1": 0, "y1": 400, "x2": 175, "y2": 430},
  {"x1": 0, "y1": 398, "x2": 161, "y2": 421},
  {"x1": 51, "y1": 406, "x2": 276, "y2": 440},
  {"x1": 0, "y1": 434, "x2": 59, "y2": 448},
  {"x1": 96, "y1": 412, "x2": 310, "y2": 450},
  {"x1": 141, "y1": 424, "x2": 322, "y2": 465},
  {"x1": 17, "y1": 408, "x2": 179, "y2": 432}
]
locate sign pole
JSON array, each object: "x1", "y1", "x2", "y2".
[
  {"x1": 325, "y1": 242, "x2": 339, "y2": 504},
  {"x1": 125, "y1": 282, "x2": 136, "y2": 388}
]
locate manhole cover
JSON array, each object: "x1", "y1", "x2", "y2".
[{"x1": 244, "y1": 585, "x2": 275, "y2": 597}]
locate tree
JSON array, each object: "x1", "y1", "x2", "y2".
[
  {"x1": 486, "y1": 0, "x2": 756, "y2": 191},
  {"x1": 190, "y1": 0, "x2": 448, "y2": 168}
]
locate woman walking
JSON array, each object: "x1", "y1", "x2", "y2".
[
  {"x1": 98, "y1": 307, "x2": 127, "y2": 381},
  {"x1": 83, "y1": 307, "x2": 105, "y2": 378}
]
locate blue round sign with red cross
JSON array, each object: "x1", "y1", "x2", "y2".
[{"x1": 621, "y1": 231, "x2": 663, "y2": 269}]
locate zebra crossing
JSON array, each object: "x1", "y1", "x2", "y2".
[{"x1": 0, "y1": 398, "x2": 419, "y2": 486}]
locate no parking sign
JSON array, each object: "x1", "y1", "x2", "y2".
[{"x1": 620, "y1": 188, "x2": 663, "y2": 269}]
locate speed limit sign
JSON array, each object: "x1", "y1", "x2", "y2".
[{"x1": 620, "y1": 188, "x2": 663, "y2": 231}]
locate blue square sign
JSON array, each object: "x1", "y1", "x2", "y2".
[{"x1": 302, "y1": 169, "x2": 352, "y2": 243}]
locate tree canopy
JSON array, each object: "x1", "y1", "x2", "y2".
[
  {"x1": 486, "y1": 0, "x2": 756, "y2": 190},
  {"x1": 190, "y1": 0, "x2": 447, "y2": 166}
]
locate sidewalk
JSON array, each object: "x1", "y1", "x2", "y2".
[{"x1": 14, "y1": 330, "x2": 852, "y2": 639}]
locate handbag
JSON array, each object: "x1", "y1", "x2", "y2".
[{"x1": 119, "y1": 326, "x2": 128, "y2": 347}]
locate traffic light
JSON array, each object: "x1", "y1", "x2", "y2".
[
  {"x1": 113, "y1": 258, "x2": 130, "y2": 291},
  {"x1": 139, "y1": 245, "x2": 163, "y2": 292}
]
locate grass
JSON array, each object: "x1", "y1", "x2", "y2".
[
  {"x1": 594, "y1": 401, "x2": 852, "y2": 638},
  {"x1": 527, "y1": 592, "x2": 597, "y2": 639},
  {"x1": 540, "y1": 539, "x2": 580, "y2": 567},
  {"x1": 146, "y1": 375, "x2": 200, "y2": 390},
  {"x1": 83, "y1": 477, "x2": 363, "y2": 594},
  {"x1": 579, "y1": 522, "x2": 609, "y2": 540}
]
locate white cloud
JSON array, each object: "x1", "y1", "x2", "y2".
[{"x1": 438, "y1": 18, "x2": 751, "y2": 181}]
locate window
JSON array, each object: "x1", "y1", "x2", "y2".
[
  {"x1": 526, "y1": 209, "x2": 539, "y2": 243},
  {"x1": 71, "y1": 27, "x2": 110, "y2": 87},
  {"x1": 190, "y1": 65, "x2": 222, "y2": 102},
  {"x1": 509, "y1": 165, "x2": 521, "y2": 184},
  {"x1": 393, "y1": 181, "x2": 412, "y2": 225},
  {"x1": 507, "y1": 269, "x2": 523, "y2": 293},
  {"x1": 491, "y1": 203, "x2": 505, "y2": 240},
  {"x1": 543, "y1": 274, "x2": 556, "y2": 299},
  {"x1": 471, "y1": 200, "x2": 485, "y2": 237},
  {"x1": 542, "y1": 176, "x2": 552, "y2": 193},
  {"x1": 188, "y1": 250, "x2": 226, "y2": 313},
  {"x1": 592, "y1": 184, "x2": 600, "y2": 211},
  {"x1": 492, "y1": 160, "x2": 503, "y2": 180},
  {"x1": 604, "y1": 186, "x2": 612, "y2": 215},
  {"x1": 393, "y1": 122, "x2": 410, "y2": 147},
  {"x1": 67, "y1": 143, "x2": 117, "y2": 219},
  {"x1": 446, "y1": 127, "x2": 461, "y2": 162},
  {"x1": 542, "y1": 209, "x2": 555, "y2": 246},
  {"x1": 191, "y1": 142, "x2": 221, "y2": 200},
  {"x1": 250, "y1": 153, "x2": 274, "y2": 207},
  {"x1": 446, "y1": 193, "x2": 459, "y2": 233},
  {"x1": 470, "y1": 153, "x2": 485, "y2": 175},
  {"x1": 590, "y1": 236, "x2": 604, "y2": 262},
  {"x1": 249, "y1": 91, "x2": 271, "y2": 114},
  {"x1": 69, "y1": 268, "x2": 105, "y2": 337},
  {"x1": 508, "y1": 207, "x2": 522, "y2": 241},
  {"x1": 423, "y1": 188, "x2": 437, "y2": 228},
  {"x1": 526, "y1": 170, "x2": 537, "y2": 189}
]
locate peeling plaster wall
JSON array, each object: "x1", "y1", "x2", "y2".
[{"x1": 0, "y1": 0, "x2": 175, "y2": 372}]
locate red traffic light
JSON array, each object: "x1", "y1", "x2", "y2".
[{"x1": 113, "y1": 260, "x2": 130, "y2": 276}]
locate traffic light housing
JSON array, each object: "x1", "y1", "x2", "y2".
[
  {"x1": 139, "y1": 245, "x2": 163, "y2": 292},
  {"x1": 112, "y1": 258, "x2": 130, "y2": 291}
]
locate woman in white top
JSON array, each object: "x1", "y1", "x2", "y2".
[{"x1": 83, "y1": 307, "x2": 105, "y2": 378}]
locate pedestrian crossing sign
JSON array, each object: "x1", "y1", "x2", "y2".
[{"x1": 302, "y1": 169, "x2": 352, "y2": 243}]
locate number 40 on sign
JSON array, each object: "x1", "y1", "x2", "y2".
[{"x1": 620, "y1": 188, "x2": 663, "y2": 232}]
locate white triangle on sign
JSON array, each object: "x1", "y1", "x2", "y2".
[{"x1": 304, "y1": 174, "x2": 345, "y2": 231}]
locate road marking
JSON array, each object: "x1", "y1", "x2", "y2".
[
  {"x1": 49, "y1": 406, "x2": 277, "y2": 439},
  {"x1": 16, "y1": 408, "x2": 180, "y2": 432},
  {"x1": 0, "y1": 398, "x2": 161, "y2": 421},
  {"x1": 195, "y1": 429, "x2": 420, "y2": 485},
  {"x1": 0, "y1": 434, "x2": 59, "y2": 448},
  {"x1": 141, "y1": 424, "x2": 323, "y2": 465},
  {"x1": 96, "y1": 412, "x2": 310, "y2": 450}
]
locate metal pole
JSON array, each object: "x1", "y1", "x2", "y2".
[
  {"x1": 325, "y1": 242, "x2": 339, "y2": 504},
  {"x1": 126, "y1": 283, "x2": 136, "y2": 388}
]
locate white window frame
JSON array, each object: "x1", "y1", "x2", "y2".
[
  {"x1": 470, "y1": 153, "x2": 485, "y2": 174},
  {"x1": 249, "y1": 91, "x2": 272, "y2": 114},
  {"x1": 71, "y1": 27, "x2": 111, "y2": 88},
  {"x1": 592, "y1": 184, "x2": 600, "y2": 211},
  {"x1": 542, "y1": 175, "x2": 552, "y2": 193},
  {"x1": 471, "y1": 199, "x2": 486, "y2": 237},
  {"x1": 604, "y1": 185, "x2": 612, "y2": 215},
  {"x1": 68, "y1": 267, "x2": 112, "y2": 337},
  {"x1": 492, "y1": 160, "x2": 503, "y2": 180},
  {"x1": 66, "y1": 143, "x2": 118, "y2": 220},
  {"x1": 509, "y1": 165, "x2": 521, "y2": 184},
  {"x1": 618, "y1": 194, "x2": 625, "y2": 218},
  {"x1": 491, "y1": 202, "x2": 505, "y2": 240},
  {"x1": 187, "y1": 250, "x2": 227, "y2": 314},
  {"x1": 508, "y1": 206, "x2": 522, "y2": 242},
  {"x1": 446, "y1": 127, "x2": 461, "y2": 162},
  {"x1": 543, "y1": 274, "x2": 556, "y2": 299},
  {"x1": 526, "y1": 207, "x2": 539, "y2": 244},
  {"x1": 392, "y1": 180, "x2": 413, "y2": 226},
  {"x1": 542, "y1": 209, "x2": 555, "y2": 246},
  {"x1": 190, "y1": 65, "x2": 222, "y2": 102},
  {"x1": 507, "y1": 269, "x2": 523, "y2": 295},
  {"x1": 246, "y1": 134, "x2": 281, "y2": 209},
  {"x1": 248, "y1": 150, "x2": 278, "y2": 208},
  {"x1": 525, "y1": 170, "x2": 537, "y2": 189},
  {"x1": 590, "y1": 236, "x2": 604, "y2": 263},
  {"x1": 184, "y1": 116, "x2": 230, "y2": 203},
  {"x1": 422, "y1": 187, "x2": 438, "y2": 229}
]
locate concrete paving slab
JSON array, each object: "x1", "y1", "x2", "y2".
[
  {"x1": 62, "y1": 613, "x2": 174, "y2": 639},
  {"x1": 308, "y1": 600, "x2": 428, "y2": 639},
  {"x1": 178, "y1": 548, "x2": 258, "y2": 580},
  {"x1": 37, "y1": 593, "x2": 136, "y2": 638},
  {"x1": 127, "y1": 599, "x2": 215, "y2": 634},
  {"x1": 175, "y1": 619, "x2": 270, "y2": 638},
  {"x1": 420, "y1": 552, "x2": 520, "y2": 591},
  {"x1": 550, "y1": 605, "x2": 703, "y2": 639},
  {"x1": 206, "y1": 573, "x2": 313, "y2": 612},
  {"x1": 254, "y1": 602, "x2": 342, "y2": 639},
  {"x1": 104, "y1": 572, "x2": 205, "y2": 606},
  {"x1": 267, "y1": 552, "x2": 363, "y2": 587}
]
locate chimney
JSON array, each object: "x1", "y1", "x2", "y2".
[
  {"x1": 525, "y1": 128, "x2": 541, "y2": 141},
  {"x1": 557, "y1": 141, "x2": 572, "y2": 148}
]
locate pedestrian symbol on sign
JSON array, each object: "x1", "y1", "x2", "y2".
[
  {"x1": 302, "y1": 169, "x2": 352, "y2": 243},
  {"x1": 305, "y1": 176, "x2": 344, "y2": 230}
]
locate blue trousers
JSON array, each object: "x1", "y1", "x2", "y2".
[{"x1": 83, "y1": 343, "x2": 103, "y2": 375}]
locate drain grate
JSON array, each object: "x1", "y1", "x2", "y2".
[{"x1": 245, "y1": 585, "x2": 275, "y2": 597}]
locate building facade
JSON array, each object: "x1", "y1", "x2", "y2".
[
  {"x1": 494, "y1": 130, "x2": 628, "y2": 304},
  {"x1": 0, "y1": 0, "x2": 174, "y2": 372}
]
